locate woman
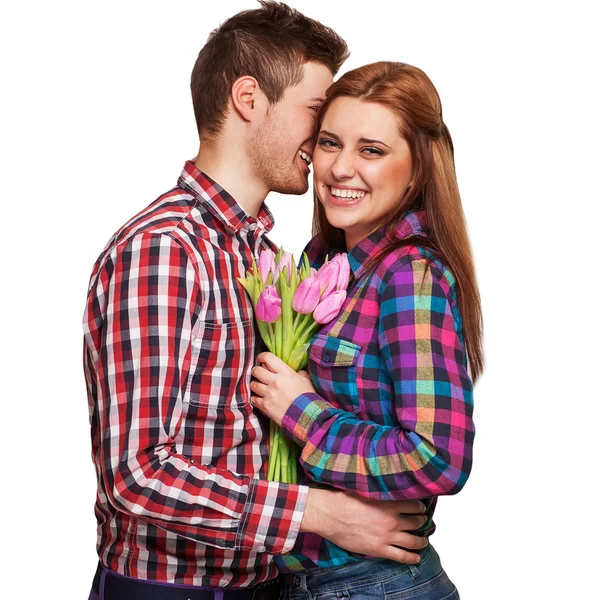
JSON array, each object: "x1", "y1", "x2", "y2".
[{"x1": 251, "y1": 62, "x2": 483, "y2": 600}]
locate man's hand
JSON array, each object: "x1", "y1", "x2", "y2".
[{"x1": 300, "y1": 488, "x2": 429, "y2": 564}]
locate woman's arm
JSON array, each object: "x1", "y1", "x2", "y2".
[{"x1": 257, "y1": 258, "x2": 474, "y2": 501}]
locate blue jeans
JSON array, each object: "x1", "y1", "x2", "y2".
[{"x1": 285, "y1": 544, "x2": 459, "y2": 600}]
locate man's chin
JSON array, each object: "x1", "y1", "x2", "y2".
[{"x1": 272, "y1": 177, "x2": 309, "y2": 196}]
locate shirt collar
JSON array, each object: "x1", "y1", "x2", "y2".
[
  {"x1": 177, "y1": 160, "x2": 275, "y2": 235},
  {"x1": 348, "y1": 208, "x2": 429, "y2": 280}
]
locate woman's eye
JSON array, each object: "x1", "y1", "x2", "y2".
[
  {"x1": 362, "y1": 147, "x2": 384, "y2": 156},
  {"x1": 318, "y1": 138, "x2": 340, "y2": 149}
]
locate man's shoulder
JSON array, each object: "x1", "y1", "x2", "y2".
[{"x1": 100, "y1": 185, "x2": 202, "y2": 255}]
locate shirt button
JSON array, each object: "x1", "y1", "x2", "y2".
[
  {"x1": 248, "y1": 223, "x2": 258, "y2": 231},
  {"x1": 258, "y1": 544, "x2": 266, "y2": 552},
  {"x1": 323, "y1": 352, "x2": 330, "y2": 363}
]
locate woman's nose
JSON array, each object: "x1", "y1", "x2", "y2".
[{"x1": 331, "y1": 150, "x2": 356, "y2": 180}]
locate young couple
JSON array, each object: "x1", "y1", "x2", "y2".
[{"x1": 83, "y1": 2, "x2": 482, "y2": 599}]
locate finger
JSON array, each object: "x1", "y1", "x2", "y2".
[
  {"x1": 383, "y1": 545, "x2": 423, "y2": 565},
  {"x1": 395, "y1": 500, "x2": 427, "y2": 515},
  {"x1": 393, "y1": 531, "x2": 429, "y2": 551},
  {"x1": 298, "y1": 370, "x2": 311, "y2": 379},
  {"x1": 252, "y1": 365, "x2": 276, "y2": 384},
  {"x1": 249, "y1": 380, "x2": 269, "y2": 397},
  {"x1": 396, "y1": 514, "x2": 428, "y2": 532},
  {"x1": 256, "y1": 352, "x2": 284, "y2": 373}
]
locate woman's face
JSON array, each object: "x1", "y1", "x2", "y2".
[{"x1": 313, "y1": 97, "x2": 413, "y2": 250}]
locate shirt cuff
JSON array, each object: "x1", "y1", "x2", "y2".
[
  {"x1": 235, "y1": 478, "x2": 309, "y2": 554},
  {"x1": 281, "y1": 393, "x2": 333, "y2": 447}
]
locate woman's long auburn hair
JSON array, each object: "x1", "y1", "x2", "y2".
[{"x1": 312, "y1": 62, "x2": 484, "y2": 382}]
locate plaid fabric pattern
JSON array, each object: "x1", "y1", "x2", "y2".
[
  {"x1": 83, "y1": 161, "x2": 308, "y2": 587},
  {"x1": 277, "y1": 209, "x2": 474, "y2": 571}
]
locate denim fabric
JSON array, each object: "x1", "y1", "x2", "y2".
[{"x1": 285, "y1": 544, "x2": 459, "y2": 600}]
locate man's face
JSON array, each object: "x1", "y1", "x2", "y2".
[{"x1": 250, "y1": 61, "x2": 333, "y2": 195}]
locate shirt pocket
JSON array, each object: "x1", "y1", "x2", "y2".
[
  {"x1": 308, "y1": 334, "x2": 362, "y2": 414},
  {"x1": 185, "y1": 318, "x2": 253, "y2": 409}
]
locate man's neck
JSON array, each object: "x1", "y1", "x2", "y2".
[{"x1": 194, "y1": 137, "x2": 267, "y2": 218}]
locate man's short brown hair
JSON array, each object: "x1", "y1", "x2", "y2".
[{"x1": 191, "y1": 1, "x2": 349, "y2": 140}]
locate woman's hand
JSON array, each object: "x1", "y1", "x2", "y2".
[{"x1": 250, "y1": 352, "x2": 317, "y2": 425}]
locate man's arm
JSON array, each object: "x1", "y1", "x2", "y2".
[{"x1": 84, "y1": 231, "x2": 307, "y2": 554}]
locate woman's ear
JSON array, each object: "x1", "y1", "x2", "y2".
[{"x1": 230, "y1": 76, "x2": 261, "y2": 123}]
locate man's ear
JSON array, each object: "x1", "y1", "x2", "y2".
[{"x1": 230, "y1": 76, "x2": 263, "y2": 123}]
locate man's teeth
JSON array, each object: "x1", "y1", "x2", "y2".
[
  {"x1": 298, "y1": 150, "x2": 312, "y2": 165},
  {"x1": 330, "y1": 186, "x2": 366, "y2": 200}
]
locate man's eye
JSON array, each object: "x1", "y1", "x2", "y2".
[{"x1": 310, "y1": 106, "x2": 320, "y2": 114}]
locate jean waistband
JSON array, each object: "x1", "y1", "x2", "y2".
[
  {"x1": 293, "y1": 544, "x2": 435, "y2": 593},
  {"x1": 90, "y1": 562, "x2": 285, "y2": 600}
]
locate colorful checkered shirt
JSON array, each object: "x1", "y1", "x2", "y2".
[
  {"x1": 276, "y1": 209, "x2": 475, "y2": 571},
  {"x1": 83, "y1": 161, "x2": 308, "y2": 587}
]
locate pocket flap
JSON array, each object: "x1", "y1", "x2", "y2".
[{"x1": 309, "y1": 335, "x2": 361, "y2": 367}]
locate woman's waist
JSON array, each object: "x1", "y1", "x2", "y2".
[
  {"x1": 281, "y1": 542, "x2": 438, "y2": 589},
  {"x1": 276, "y1": 504, "x2": 436, "y2": 574}
]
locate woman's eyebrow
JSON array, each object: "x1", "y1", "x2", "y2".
[
  {"x1": 319, "y1": 130, "x2": 341, "y2": 140},
  {"x1": 319, "y1": 130, "x2": 392, "y2": 150},
  {"x1": 358, "y1": 137, "x2": 391, "y2": 149}
]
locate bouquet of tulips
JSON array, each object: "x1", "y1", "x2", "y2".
[{"x1": 238, "y1": 247, "x2": 350, "y2": 483}]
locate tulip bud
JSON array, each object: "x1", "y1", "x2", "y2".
[
  {"x1": 256, "y1": 285, "x2": 282, "y2": 323},
  {"x1": 258, "y1": 249, "x2": 276, "y2": 283},
  {"x1": 313, "y1": 290, "x2": 347, "y2": 324},
  {"x1": 316, "y1": 260, "x2": 340, "y2": 299},
  {"x1": 275, "y1": 251, "x2": 293, "y2": 284},
  {"x1": 332, "y1": 253, "x2": 351, "y2": 291},
  {"x1": 292, "y1": 276, "x2": 321, "y2": 314}
]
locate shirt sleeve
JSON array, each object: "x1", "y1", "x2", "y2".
[
  {"x1": 280, "y1": 258, "x2": 474, "y2": 500},
  {"x1": 85, "y1": 232, "x2": 307, "y2": 553}
]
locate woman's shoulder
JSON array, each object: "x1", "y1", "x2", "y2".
[{"x1": 376, "y1": 245, "x2": 458, "y2": 303}]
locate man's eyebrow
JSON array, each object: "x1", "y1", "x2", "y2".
[
  {"x1": 319, "y1": 130, "x2": 392, "y2": 150},
  {"x1": 310, "y1": 97, "x2": 325, "y2": 103}
]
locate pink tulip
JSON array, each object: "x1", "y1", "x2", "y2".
[
  {"x1": 274, "y1": 251, "x2": 293, "y2": 284},
  {"x1": 310, "y1": 267, "x2": 318, "y2": 277},
  {"x1": 332, "y1": 253, "x2": 350, "y2": 291},
  {"x1": 292, "y1": 276, "x2": 321, "y2": 314},
  {"x1": 316, "y1": 260, "x2": 340, "y2": 299},
  {"x1": 256, "y1": 285, "x2": 282, "y2": 323},
  {"x1": 313, "y1": 290, "x2": 347, "y2": 324},
  {"x1": 258, "y1": 249, "x2": 276, "y2": 283}
]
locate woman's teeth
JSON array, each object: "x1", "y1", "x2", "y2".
[
  {"x1": 330, "y1": 186, "x2": 366, "y2": 199},
  {"x1": 298, "y1": 150, "x2": 312, "y2": 165}
]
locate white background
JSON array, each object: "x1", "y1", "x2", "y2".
[{"x1": 1, "y1": 1, "x2": 598, "y2": 598}]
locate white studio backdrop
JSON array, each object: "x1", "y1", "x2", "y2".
[{"x1": 1, "y1": 1, "x2": 597, "y2": 598}]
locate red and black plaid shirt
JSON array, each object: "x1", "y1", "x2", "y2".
[{"x1": 83, "y1": 161, "x2": 308, "y2": 587}]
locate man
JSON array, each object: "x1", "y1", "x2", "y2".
[{"x1": 83, "y1": 3, "x2": 427, "y2": 598}]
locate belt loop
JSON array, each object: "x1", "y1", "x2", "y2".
[
  {"x1": 296, "y1": 573, "x2": 308, "y2": 591},
  {"x1": 408, "y1": 564, "x2": 420, "y2": 580}
]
